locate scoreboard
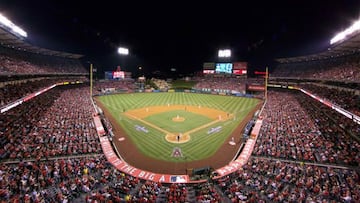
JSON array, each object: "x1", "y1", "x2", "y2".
[
  {"x1": 203, "y1": 61, "x2": 247, "y2": 75},
  {"x1": 105, "y1": 71, "x2": 125, "y2": 79},
  {"x1": 113, "y1": 71, "x2": 125, "y2": 79},
  {"x1": 203, "y1": 62, "x2": 215, "y2": 74},
  {"x1": 215, "y1": 63, "x2": 233, "y2": 74},
  {"x1": 232, "y1": 62, "x2": 247, "y2": 75}
]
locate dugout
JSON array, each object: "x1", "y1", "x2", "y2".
[{"x1": 192, "y1": 166, "x2": 212, "y2": 177}]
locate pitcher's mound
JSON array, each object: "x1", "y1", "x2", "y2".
[{"x1": 172, "y1": 116, "x2": 185, "y2": 122}]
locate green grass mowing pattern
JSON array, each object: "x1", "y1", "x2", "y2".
[
  {"x1": 145, "y1": 110, "x2": 212, "y2": 133},
  {"x1": 97, "y1": 92, "x2": 260, "y2": 162},
  {"x1": 118, "y1": 117, "x2": 173, "y2": 160}
]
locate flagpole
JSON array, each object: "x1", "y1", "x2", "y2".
[
  {"x1": 265, "y1": 66, "x2": 268, "y2": 100},
  {"x1": 90, "y1": 63, "x2": 93, "y2": 97}
]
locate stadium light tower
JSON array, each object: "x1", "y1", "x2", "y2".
[
  {"x1": 117, "y1": 46, "x2": 129, "y2": 69},
  {"x1": 118, "y1": 47, "x2": 129, "y2": 55},
  {"x1": 218, "y1": 49, "x2": 231, "y2": 58}
]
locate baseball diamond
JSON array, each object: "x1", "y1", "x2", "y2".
[{"x1": 96, "y1": 92, "x2": 261, "y2": 174}]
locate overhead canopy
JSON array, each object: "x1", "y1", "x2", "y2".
[
  {"x1": 0, "y1": 27, "x2": 83, "y2": 59},
  {"x1": 276, "y1": 33, "x2": 360, "y2": 63}
]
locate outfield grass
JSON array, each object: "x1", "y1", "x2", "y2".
[{"x1": 97, "y1": 92, "x2": 260, "y2": 162}]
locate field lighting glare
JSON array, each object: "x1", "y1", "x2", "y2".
[
  {"x1": 0, "y1": 13, "x2": 27, "y2": 38},
  {"x1": 218, "y1": 49, "x2": 231, "y2": 58},
  {"x1": 330, "y1": 19, "x2": 360, "y2": 44},
  {"x1": 118, "y1": 47, "x2": 129, "y2": 55}
]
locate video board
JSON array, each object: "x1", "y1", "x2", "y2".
[
  {"x1": 113, "y1": 71, "x2": 125, "y2": 79},
  {"x1": 215, "y1": 63, "x2": 233, "y2": 74}
]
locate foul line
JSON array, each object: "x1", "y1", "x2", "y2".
[{"x1": 125, "y1": 113, "x2": 173, "y2": 135}]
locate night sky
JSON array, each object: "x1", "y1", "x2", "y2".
[{"x1": 0, "y1": 0, "x2": 359, "y2": 75}]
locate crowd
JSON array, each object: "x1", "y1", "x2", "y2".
[
  {"x1": 0, "y1": 84, "x2": 101, "y2": 160},
  {"x1": 93, "y1": 80, "x2": 136, "y2": 95},
  {"x1": 193, "y1": 75, "x2": 246, "y2": 94},
  {"x1": 296, "y1": 90, "x2": 360, "y2": 142},
  {"x1": 0, "y1": 77, "x2": 87, "y2": 107},
  {"x1": 272, "y1": 53, "x2": 360, "y2": 82},
  {"x1": 253, "y1": 90, "x2": 360, "y2": 166},
  {"x1": 0, "y1": 155, "x2": 143, "y2": 202},
  {"x1": 217, "y1": 158, "x2": 360, "y2": 202},
  {"x1": 300, "y1": 84, "x2": 360, "y2": 116},
  {"x1": 0, "y1": 46, "x2": 86, "y2": 74},
  {"x1": 194, "y1": 183, "x2": 221, "y2": 203}
]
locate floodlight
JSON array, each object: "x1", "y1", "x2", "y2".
[
  {"x1": 218, "y1": 49, "x2": 231, "y2": 57},
  {"x1": 0, "y1": 13, "x2": 27, "y2": 38},
  {"x1": 12, "y1": 26, "x2": 27, "y2": 37},
  {"x1": 118, "y1": 47, "x2": 129, "y2": 55},
  {"x1": 330, "y1": 19, "x2": 360, "y2": 44},
  {"x1": 0, "y1": 14, "x2": 11, "y2": 27}
]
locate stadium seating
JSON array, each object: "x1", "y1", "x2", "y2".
[
  {"x1": 300, "y1": 84, "x2": 360, "y2": 117},
  {"x1": 0, "y1": 77, "x2": 87, "y2": 108},
  {"x1": 1, "y1": 47, "x2": 359, "y2": 202},
  {"x1": 217, "y1": 157, "x2": 359, "y2": 202},
  {"x1": 272, "y1": 53, "x2": 360, "y2": 82},
  {"x1": 0, "y1": 46, "x2": 87, "y2": 74},
  {"x1": 193, "y1": 75, "x2": 246, "y2": 94},
  {"x1": 253, "y1": 90, "x2": 360, "y2": 166}
]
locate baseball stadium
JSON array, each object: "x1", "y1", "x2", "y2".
[{"x1": 1, "y1": 2, "x2": 360, "y2": 203}]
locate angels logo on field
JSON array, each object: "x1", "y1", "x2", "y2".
[{"x1": 171, "y1": 147, "x2": 183, "y2": 157}]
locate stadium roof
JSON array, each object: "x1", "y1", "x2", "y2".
[
  {"x1": 276, "y1": 32, "x2": 360, "y2": 63},
  {"x1": 0, "y1": 27, "x2": 83, "y2": 59}
]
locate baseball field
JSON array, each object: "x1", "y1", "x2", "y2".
[{"x1": 96, "y1": 92, "x2": 260, "y2": 173}]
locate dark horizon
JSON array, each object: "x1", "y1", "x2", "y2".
[{"x1": 0, "y1": 0, "x2": 359, "y2": 76}]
